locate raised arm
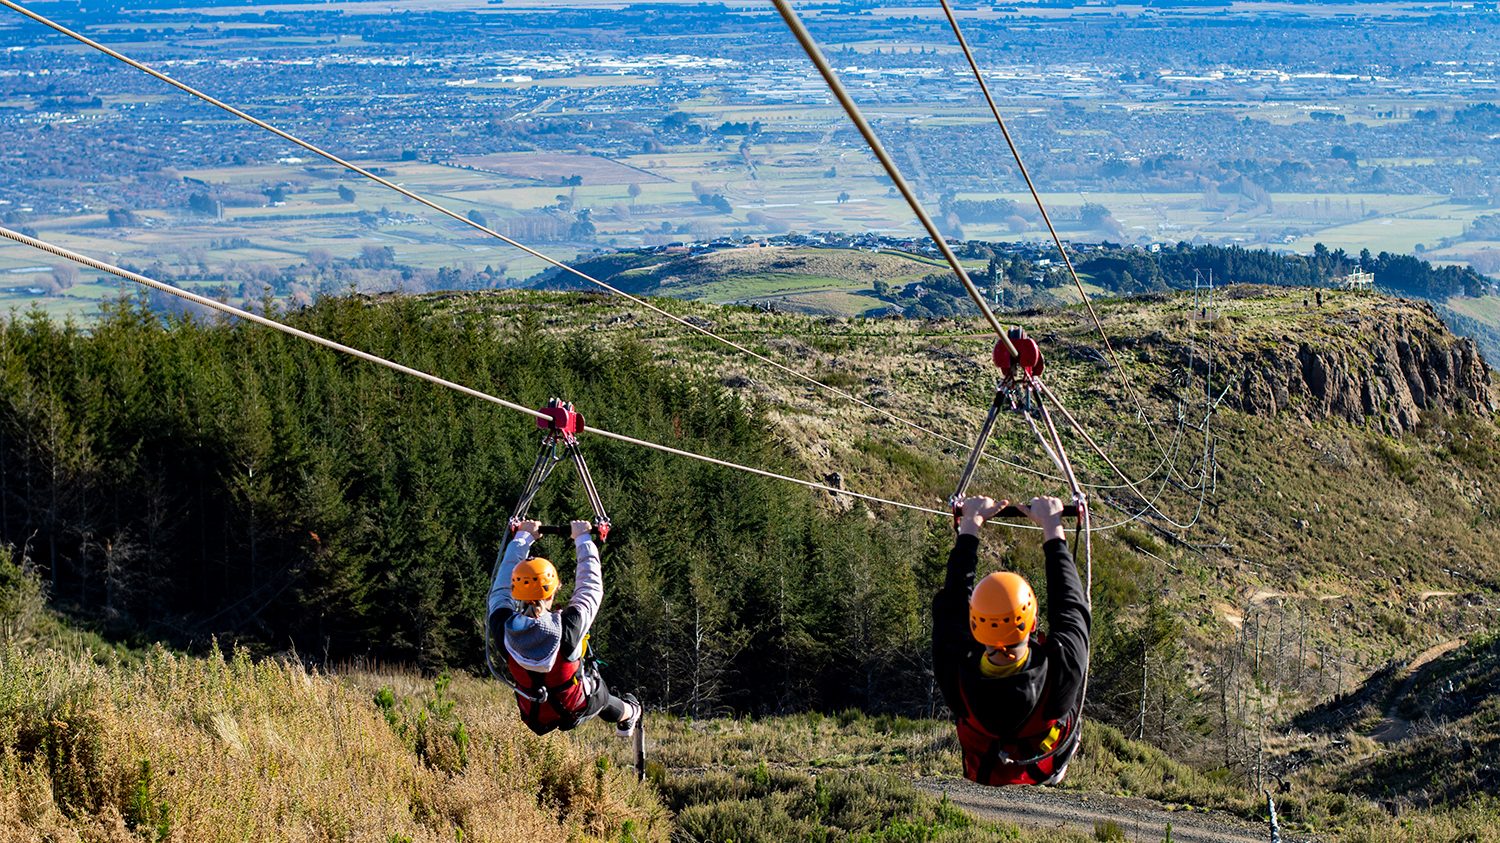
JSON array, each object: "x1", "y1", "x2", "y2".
[
  {"x1": 487, "y1": 521, "x2": 539, "y2": 619},
  {"x1": 1041, "y1": 536, "x2": 1090, "y2": 716},
  {"x1": 567, "y1": 520, "x2": 603, "y2": 634},
  {"x1": 1012, "y1": 496, "x2": 1091, "y2": 717},
  {"x1": 932, "y1": 496, "x2": 1005, "y2": 713}
]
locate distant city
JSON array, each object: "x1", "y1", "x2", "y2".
[{"x1": 1, "y1": 0, "x2": 1498, "y2": 320}]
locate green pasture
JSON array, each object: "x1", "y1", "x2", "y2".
[
  {"x1": 661, "y1": 272, "x2": 864, "y2": 301},
  {"x1": 1284, "y1": 217, "x2": 1469, "y2": 255},
  {"x1": 0, "y1": 287, "x2": 103, "y2": 321},
  {"x1": 754, "y1": 289, "x2": 887, "y2": 317},
  {"x1": 1443, "y1": 295, "x2": 1500, "y2": 328}
]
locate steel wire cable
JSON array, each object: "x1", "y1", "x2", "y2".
[
  {"x1": 5, "y1": 0, "x2": 1195, "y2": 531},
  {"x1": 1034, "y1": 379, "x2": 1213, "y2": 531},
  {"x1": 0, "y1": 225, "x2": 957, "y2": 519},
  {"x1": 1, "y1": 226, "x2": 1171, "y2": 534},
  {"x1": 0, "y1": 0, "x2": 1096, "y2": 491},
  {"x1": 936, "y1": 0, "x2": 1206, "y2": 490},
  {"x1": 771, "y1": 0, "x2": 1208, "y2": 507},
  {"x1": 770, "y1": 0, "x2": 1015, "y2": 354}
]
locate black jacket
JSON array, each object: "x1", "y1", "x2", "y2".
[{"x1": 932, "y1": 534, "x2": 1091, "y2": 737}]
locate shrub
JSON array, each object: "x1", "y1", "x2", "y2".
[
  {"x1": 662, "y1": 766, "x2": 983, "y2": 843},
  {"x1": 0, "y1": 545, "x2": 47, "y2": 645}
]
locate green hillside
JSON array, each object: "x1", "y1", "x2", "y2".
[
  {"x1": 2, "y1": 285, "x2": 1499, "y2": 840},
  {"x1": 531, "y1": 245, "x2": 969, "y2": 316}
]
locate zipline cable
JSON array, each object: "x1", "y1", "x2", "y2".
[
  {"x1": 5, "y1": 0, "x2": 1193, "y2": 525},
  {"x1": 770, "y1": 0, "x2": 1015, "y2": 356},
  {"x1": 0, "y1": 0, "x2": 1069, "y2": 490},
  {"x1": 936, "y1": 0, "x2": 1208, "y2": 493},
  {"x1": 1034, "y1": 378, "x2": 1209, "y2": 531},
  {"x1": 0, "y1": 226, "x2": 1170, "y2": 533},
  {"x1": 771, "y1": 0, "x2": 1202, "y2": 508},
  {"x1": 0, "y1": 224, "x2": 952, "y2": 519}
]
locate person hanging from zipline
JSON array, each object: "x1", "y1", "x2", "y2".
[
  {"x1": 487, "y1": 517, "x2": 642, "y2": 738},
  {"x1": 933, "y1": 494, "x2": 1091, "y2": 787}
]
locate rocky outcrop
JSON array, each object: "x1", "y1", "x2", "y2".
[{"x1": 1218, "y1": 301, "x2": 1493, "y2": 435}]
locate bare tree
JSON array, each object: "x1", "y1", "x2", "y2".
[{"x1": 51, "y1": 263, "x2": 79, "y2": 290}]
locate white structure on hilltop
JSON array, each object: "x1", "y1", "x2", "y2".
[{"x1": 1334, "y1": 270, "x2": 1374, "y2": 291}]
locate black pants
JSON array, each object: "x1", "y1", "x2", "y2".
[{"x1": 551, "y1": 663, "x2": 630, "y2": 732}]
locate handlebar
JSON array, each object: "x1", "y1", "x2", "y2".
[
  {"x1": 997, "y1": 504, "x2": 1079, "y2": 519},
  {"x1": 510, "y1": 522, "x2": 612, "y2": 541},
  {"x1": 951, "y1": 503, "x2": 1081, "y2": 522}
]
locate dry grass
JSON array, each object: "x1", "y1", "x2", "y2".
[
  {"x1": 0, "y1": 643, "x2": 667, "y2": 843},
  {"x1": 582, "y1": 710, "x2": 962, "y2": 777}
]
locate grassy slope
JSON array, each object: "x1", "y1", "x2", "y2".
[
  {"x1": 428, "y1": 289, "x2": 1500, "y2": 651},
  {"x1": 425, "y1": 287, "x2": 1500, "y2": 838},
  {"x1": 0, "y1": 548, "x2": 1038, "y2": 843},
  {"x1": 1294, "y1": 635, "x2": 1500, "y2": 812},
  {"x1": 532, "y1": 246, "x2": 956, "y2": 315},
  {"x1": 5, "y1": 286, "x2": 1500, "y2": 840}
]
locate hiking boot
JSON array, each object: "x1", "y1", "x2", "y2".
[{"x1": 615, "y1": 693, "x2": 642, "y2": 738}]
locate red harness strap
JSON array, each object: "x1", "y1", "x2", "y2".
[
  {"x1": 955, "y1": 647, "x2": 1081, "y2": 786},
  {"x1": 506, "y1": 653, "x2": 590, "y2": 731}
]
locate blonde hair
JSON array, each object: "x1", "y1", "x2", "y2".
[{"x1": 514, "y1": 598, "x2": 551, "y2": 618}]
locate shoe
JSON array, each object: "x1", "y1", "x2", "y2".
[{"x1": 615, "y1": 693, "x2": 642, "y2": 738}]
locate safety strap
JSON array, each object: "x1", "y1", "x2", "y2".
[{"x1": 959, "y1": 675, "x2": 1080, "y2": 783}]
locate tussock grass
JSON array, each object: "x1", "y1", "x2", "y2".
[
  {"x1": 0, "y1": 639, "x2": 667, "y2": 842},
  {"x1": 615, "y1": 709, "x2": 960, "y2": 775},
  {"x1": 660, "y1": 765, "x2": 995, "y2": 843},
  {"x1": 1064, "y1": 721, "x2": 1255, "y2": 814}
]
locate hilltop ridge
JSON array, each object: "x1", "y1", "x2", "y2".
[{"x1": 1131, "y1": 289, "x2": 1493, "y2": 434}]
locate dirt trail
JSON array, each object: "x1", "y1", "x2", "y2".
[
  {"x1": 917, "y1": 778, "x2": 1296, "y2": 843},
  {"x1": 1370, "y1": 638, "x2": 1466, "y2": 744}
]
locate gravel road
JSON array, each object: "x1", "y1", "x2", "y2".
[{"x1": 917, "y1": 777, "x2": 1306, "y2": 843}]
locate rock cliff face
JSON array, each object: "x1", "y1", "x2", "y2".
[{"x1": 1212, "y1": 299, "x2": 1493, "y2": 435}]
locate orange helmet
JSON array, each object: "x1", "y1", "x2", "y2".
[
  {"x1": 969, "y1": 572, "x2": 1036, "y2": 647},
  {"x1": 512, "y1": 557, "x2": 559, "y2": 601}
]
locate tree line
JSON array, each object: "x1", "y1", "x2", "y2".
[
  {"x1": 1079, "y1": 241, "x2": 1492, "y2": 300},
  {"x1": 0, "y1": 291, "x2": 1280, "y2": 779},
  {"x1": 0, "y1": 296, "x2": 956, "y2": 715}
]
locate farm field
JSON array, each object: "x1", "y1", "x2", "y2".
[
  {"x1": 5, "y1": 144, "x2": 1491, "y2": 321},
  {"x1": 1444, "y1": 294, "x2": 1500, "y2": 328},
  {"x1": 5, "y1": 0, "x2": 1500, "y2": 323}
]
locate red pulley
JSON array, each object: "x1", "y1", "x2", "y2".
[
  {"x1": 536, "y1": 399, "x2": 585, "y2": 436},
  {"x1": 992, "y1": 328, "x2": 1044, "y2": 377}
]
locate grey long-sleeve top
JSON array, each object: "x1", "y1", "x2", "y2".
[{"x1": 487, "y1": 530, "x2": 603, "y2": 671}]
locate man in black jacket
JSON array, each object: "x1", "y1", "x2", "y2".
[{"x1": 932, "y1": 495, "x2": 1091, "y2": 786}]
